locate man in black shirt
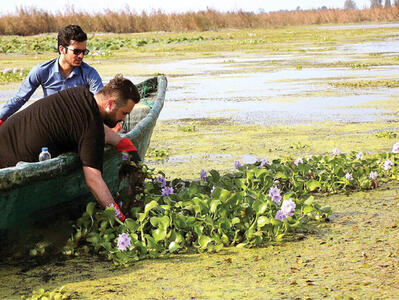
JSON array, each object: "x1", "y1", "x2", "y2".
[{"x1": 0, "y1": 75, "x2": 140, "y2": 221}]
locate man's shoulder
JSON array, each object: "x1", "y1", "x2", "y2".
[{"x1": 36, "y1": 58, "x2": 58, "y2": 70}]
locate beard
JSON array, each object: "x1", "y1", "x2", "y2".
[
  {"x1": 103, "y1": 116, "x2": 119, "y2": 128},
  {"x1": 103, "y1": 110, "x2": 120, "y2": 128}
]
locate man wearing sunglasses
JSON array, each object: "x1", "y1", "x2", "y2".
[
  {"x1": 0, "y1": 25, "x2": 139, "y2": 162},
  {"x1": 0, "y1": 25, "x2": 103, "y2": 123}
]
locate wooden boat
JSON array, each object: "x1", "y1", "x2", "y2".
[{"x1": 0, "y1": 75, "x2": 167, "y2": 233}]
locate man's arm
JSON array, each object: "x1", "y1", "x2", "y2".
[
  {"x1": 83, "y1": 166, "x2": 125, "y2": 221},
  {"x1": 0, "y1": 67, "x2": 41, "y2": 121},
  {"x1": 104, "y1": 125, "x2": 141, "y2": 163},
  {"x1": 104, "y1": 124, "x2": 122, "y2": 146}
]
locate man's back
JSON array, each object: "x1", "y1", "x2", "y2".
[{"x1": 0, "y1": 86, "x2": 104, "y2": 170}]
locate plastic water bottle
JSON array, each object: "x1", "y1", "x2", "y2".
[{"x1": 39, "y1": 147, "x2": 51, "y2": 162}]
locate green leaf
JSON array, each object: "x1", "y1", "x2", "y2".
[
  {"x1": 257, "y1": 216, "x2": 270, "y2": 228},
  {"x1": 144, "y1": 200, "x2": 158, "y2": 215},
  {"x1": 86, "y1": 202, "x2": 96, "y2": 218},
  {"x1": 218, "y1": 189, "x2": 232, "y2": 202},
  {"x1": 253, "y1": 200, "x2": 268, "y2": 215},
  {"x1": 304, "y1": 196, "x2": 314, "y2": 206},
  {"x1": 209, "y1": 169, "x2": 220, "y2": 182},
  {"x1": 304, "y1": 205, "x2": 316, "y2": 215},
  {"x1": 198, "y1": 235, "x2": 213, "y2": 250},
  {"x1": 168, "y1": 241, "x2": 180, "y2": 253},
  {"x1": 270, "y1": 218, "x2": 281, "y2": 226},
  {"x1": 150, "y1": 215, "x2": 170, "y2": 230},
  {"x1": 306, "y1": 180, "x2": 321, "y2": 192},
  {"x1": 103, "y1": 207, "x2": 116, "y2": 225},
  {"x1": 124, "y1": 218, "x2": 139, "y2": 232},
  {"x1": 210, "y1": 199, "x2": 221, "y2": 213},
  {"x1": 231, "y1": 217, "x2": 240, "y2": 225},
  {"x1": 152, "y1": 228, "x2": 167, "y2": 242}
]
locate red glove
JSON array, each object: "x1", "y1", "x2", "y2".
[
  {"x1": 116, "y1": 138, "x2": 141, "y2": 163},
  {"x1": 116, "y1": 138, "x2": 137, "y2": 152},
  {"x1": 112, "y1": 123, "x2": 122, "y2": 133},
  {"x1": 107, "y1": 202, "x2": 126, "y2": 222},
  {"x1": 0, "y1": 120, "x2": 3, "y2": 127}
]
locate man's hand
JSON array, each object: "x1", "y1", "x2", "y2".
[
  {"x1": 112, "y1": 123, "x2": 122, "y2": 133},
  {"x1": 116, "y1": 138, "x2": 141, "y2": 163}
]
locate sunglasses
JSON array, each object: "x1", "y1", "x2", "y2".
[{"x1": 66, "y1": 47, "x2": 90, "y2": 55}]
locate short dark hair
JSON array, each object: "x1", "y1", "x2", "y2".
[
  {"x1": 99, "y1": 74, "x2": 140, "y2": 106},
  {"x1": 57, "y1": 25, "x2": 87, "y2": 54}
]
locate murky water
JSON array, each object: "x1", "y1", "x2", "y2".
[{"x1": 2, "y1": 28, "x2": 399, "y2": 125}]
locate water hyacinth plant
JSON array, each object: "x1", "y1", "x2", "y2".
[
  {"x1": 258, "y1": 158, "x2": 270, "y2": 168},
  {"x1": 61, "y1": 142, "x2": 399, "y2": 266},
  {"x1": 117, "y1": 233, "x2": 131, "y2": 251},
  {"x1": 392, "y1": 142, "x2": 399, "y2": 153},
  {"x1": 268, "y1": 187, "x2": 282, "y2": 204},
  {"x1": 294, "y1": 157, "x2": 303, "y2": 166},
  {"x1": 161, "y1": 186, "x2": 174, "y2": 196},
  {"x1": 234, "y1": 160, "x2": 242, "y2": 169},
  {"x1": 332, "y1": 147, "x2": 341, "y2": 155},
  {"x1": 200, "y1": 169, "x2": 208, "y2": 182},
  {"x1": 384, "y1": 159, "x2": 394, "y2": 171}
]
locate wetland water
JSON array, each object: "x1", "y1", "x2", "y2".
[
  {"x1": 135, "y1": 32, "x2": 399, "y2": 125},
  {"x1": 1, "y1": 27, "x2": 399, "y2": 126}
]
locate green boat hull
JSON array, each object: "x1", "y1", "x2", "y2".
[{"x1": 0, "y1": 75, "x2": 167, "y2": 232}]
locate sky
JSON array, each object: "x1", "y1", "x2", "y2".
[{"x1": 1, "y1": 0, "x2": 373, "y2": 15}]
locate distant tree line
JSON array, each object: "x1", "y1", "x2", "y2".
[{"x1": 344, "y1": 0, "x2": 399, "y2": 9}]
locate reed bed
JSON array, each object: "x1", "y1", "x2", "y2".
[{"x1": 1, "y1": 6, "x2": 399, "y2": 35}]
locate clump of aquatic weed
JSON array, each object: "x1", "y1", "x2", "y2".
[
  {"x1": 57, "y1": 143, "x2": 399, "y2": 267},
  {"x1": 21, "y1": 286, "x2": 70, "y2": 300},
  {"x1": 329, "y1": 79, "x2": 399, "y2": 88}
]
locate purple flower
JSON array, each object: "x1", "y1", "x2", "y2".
[
  {"x1": 275, "y1": 210, "x2": 287, "y2": 221},
  {"x1": 345, "y1": 172, "x2": 353, "y2": 181},
  {"x1": 269, "y1": 187, "x2": 282, "y2": 204},
  {"x1": 294, "y1": 157, "x2": 303, "y2": 166},
  {"x1": 258, "y1": 158, "x2": 269, "y2": 168},
  {"x1": 281, "y1": 199, "x2": 296, "y2": 217},
  {"x1": 392, "y1": 142, "x2": 399, "y2": 154},
  {"x1": 384, "y1": 159, "x2": 394, "y2": 171},
  {"x1": 369, "y1": 171, "x2": 378, "y2": 180},
  {"x1": 332, "y1": 148, "x2": 341, "y2": 155},
  {"x1": 117, "y1": 233, "x2": 131, "y2": 251},
  {"x1": 162, "y1": 186, "x2": 174, "y2": 196},
  {"x1": 234, "y1": 160, "x2": 242, "y2": 169},
  {"x1": 356, "y1": 152, "x2": 363, "y2": 160},
  {"x1": 200, "y1": 169, "x2": 208, "y2": 182},
  {"x1": 156, "y1": 176, "x2": 167, "y2": 187},
  {"x1": 121, "y1": 154, "x2": 129, "y2": 161}
]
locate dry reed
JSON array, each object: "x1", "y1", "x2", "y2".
[{"x1": 0, "y1": 7, "x2": 399, "y2": 35}]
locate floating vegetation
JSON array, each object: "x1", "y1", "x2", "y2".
[
  {"x1": 146, "y1": 147, "x2": 169, "y2": 159},
  {"x1": 21, "y1": 286, "x2": 70, "y2": 300},
  {"x1": 329, "y1": 79, "x2": 399, "y2": 88},
  {"x1": 346, "y1": 62, "x2": 370, "y2": 69},
  {"x1": 177, "y1": 122, "x2": 198, "y2": 132},
  {"x1": 57, "y1": 145, "x2": 399, "y2": 267},
  {"x1": 87, "y1": 50, "x2": 113, "y2": 57},
  {"x1": 0, "y1": 67, "x2": 29, "y2": 83},
  {"x1": 289, "y1": 141, "x2": 309, "y2": 150},
  {"x1": 0, "y1": 35, "x2": 221, "y2": 54},
  {"x1": 376, "y1": 131, "x2": 397, "y2": 139}
]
